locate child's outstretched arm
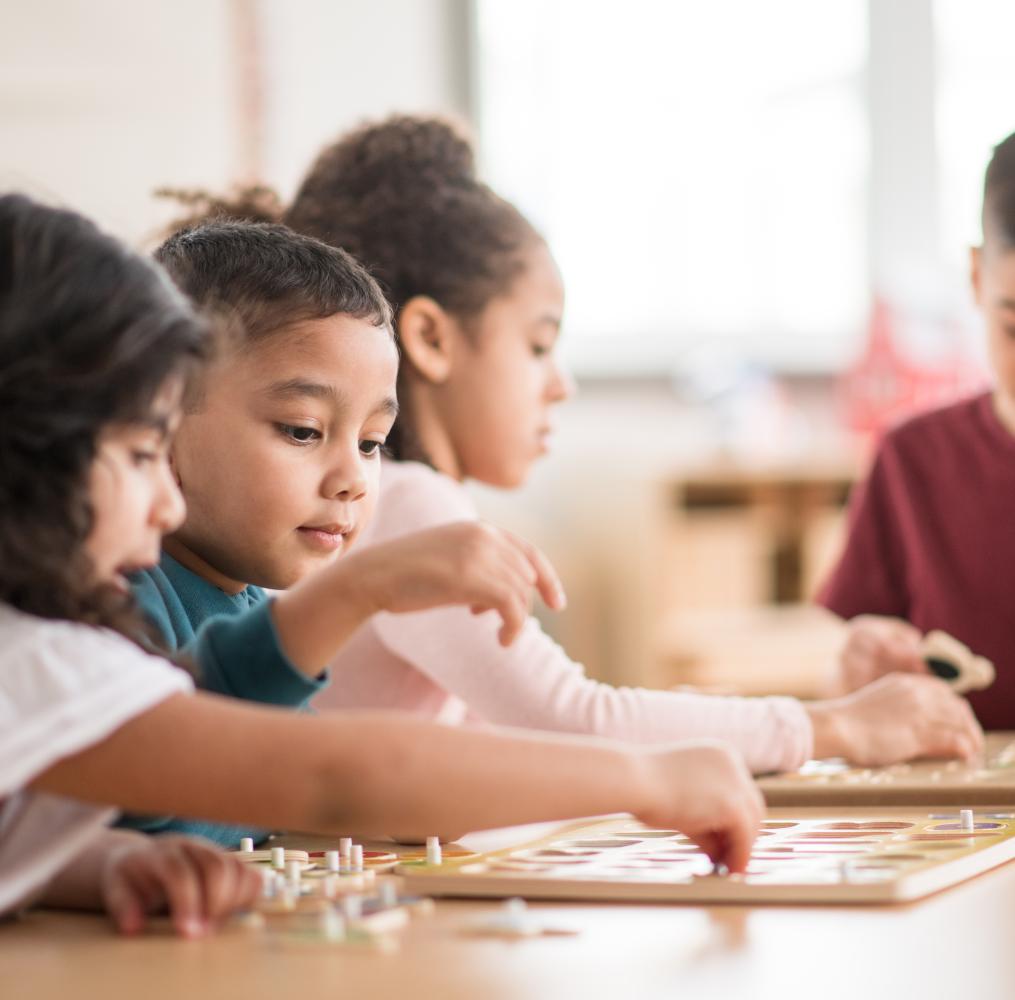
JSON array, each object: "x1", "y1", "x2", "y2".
[
  {"x1": 805, "y1": 671, "x2": 982, "y2": 765},
  {"x1": 37, "y1": 828, "x2": 261, "y2": 937},
  {"x1": 30, "y1": 694, "x2": 762, "y2": 873},
  {"x1": 272, "y1": 520, "x2": 566, "y2": 673}
]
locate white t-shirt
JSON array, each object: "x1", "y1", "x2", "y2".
[{"x1": 0, "y1": 603, "x2": 193, "y2": 916}]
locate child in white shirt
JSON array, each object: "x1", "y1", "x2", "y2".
[{"x1": 0, "y1": 193, "x2": 765, "y2": 918}]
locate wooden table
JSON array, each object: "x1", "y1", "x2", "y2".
[{"x1": 5, "y1": 856, "x2": 1015, "y2": 1000}]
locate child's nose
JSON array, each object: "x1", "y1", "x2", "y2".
[
  {"x1": 548, "y1": 360, "x2": 576, "y2": 403},
  {"x1": 321, "y1": 454, "x2": 367, "y2": 502},
  {"x1": 154, "y1": 469, "x2": 187, "y2": 534}
]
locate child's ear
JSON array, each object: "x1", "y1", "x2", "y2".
[
  {"x1": 970, "y1": 246, "x2": 984, "y2": 306},
  {"x1": 398, "y1": 296, "x2": 454, "y2": 384}
]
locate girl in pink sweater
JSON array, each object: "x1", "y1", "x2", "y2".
[{"x1": 278, "y1": 115, "x2": 982, "y2": 773}]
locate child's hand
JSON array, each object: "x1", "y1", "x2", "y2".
[
  {"x1": 359, "y1": 521, "x2": 566, "y2": 646},
  {"x1": 838, "y1": 615, "x2": 927, "y2": 691},
  {"x1": 274, "y1": 520, "x2": 565, "y2": 670},
  {"x1": 101, "y1": 836, "x2": 261, "y2": 938},
  {"x1": 635, "y1": 741, "x2": 764, "y2": 874},
  {"x1": 808, "y1": 673, "x2": 984, "y2": 766}
]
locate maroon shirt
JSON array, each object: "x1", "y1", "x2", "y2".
[{"x1": 819, "y1": 391, "x2": 1015, "y2": 729}]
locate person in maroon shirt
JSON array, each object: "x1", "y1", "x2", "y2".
[{"x1": 821, "y1": 131, "x2": 1015, "y2": 730}]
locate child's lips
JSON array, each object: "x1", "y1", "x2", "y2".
[{"x1": 297, "y1": 524, "x2": 352, "y2": 552}]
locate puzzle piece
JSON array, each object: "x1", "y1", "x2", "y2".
[
  {"x1": 232, "y1": 839, "x2": 435, "y2": 950},
  {"x1": 921, "y1": 630, "x2": 995, "y2": 694}
]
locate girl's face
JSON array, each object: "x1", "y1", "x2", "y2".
[
  {"x1": 972, "y1": 244, "x2": 1015, "y2": 406},
  {"x1": 428, "y1": 241, "x2": 573, "y2": 488},
  {"x1": 86, "y1": 384, "x2": 186, "y2": 591},
  {"x1": 168, "y1": 316, "x2": 398, "y2": 592}
]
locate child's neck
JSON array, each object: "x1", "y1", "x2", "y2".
[
  {"x1": 409, "y1": 402, "x2": 464, "y2": 481},
  {"x1": 992, "y1": 389, "x2": 1015, "y2": 439},
  {"x1": 162, "y1": 535, "x2": 248, "y2": 595}
]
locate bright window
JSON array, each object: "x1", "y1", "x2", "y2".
[
  {"x1": 476, "y1": 0, "x2": 869, "y2": 375},
  {"x1": 935, "y1": 0, "x2": 1015, "y2": 264}
]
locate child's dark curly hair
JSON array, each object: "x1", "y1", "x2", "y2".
[
  {"x1": 983, "y1": 131, "x2": 1015, "y2": 249},
  {"x1": 154, "y1": 219, "x2": 393, "y2": 356},
  {"x1": 282, "y1": 116, "x2": 543, "y2": 460},
  {"x1": 155, "y1": 184, "x2": 284, "y2": 232},
  {"x1": 0, "y1": 194, "x2": 207, "y2": 632}
]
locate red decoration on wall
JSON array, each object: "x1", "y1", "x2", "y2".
[{"x1": 839, "y1": 296, "x2": 988, "y2": 445}]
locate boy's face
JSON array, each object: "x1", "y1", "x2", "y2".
[
  {"x1": 86, "y1": 382, "x2": 186, "y2": 591},
  {"x1": 168, "y1": 316, "x2": 398, "y2": 591},
  {"x1": 972, "y1": 244, "x2": 1015, "y2": 402}
]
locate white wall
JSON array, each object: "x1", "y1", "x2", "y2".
[
  {"x1": 259, "y1": 0, "x2": 471, "y2": 198},
  {"x1": 0, "y1": 1, "x2": 238, "y2": 243},
  {"x1": 0, "y1": 0, "x2": 470, "y2": 244}
]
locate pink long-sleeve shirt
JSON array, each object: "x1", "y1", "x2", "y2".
[{"x1": 316, "y1": 460, "x2": 814, "y2": 774}]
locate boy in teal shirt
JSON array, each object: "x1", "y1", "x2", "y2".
[
  {"x1": 124, "y1": 553, "x2": 328, "y2": 846},
  {"x1": 133, "y1": 551, "x2": 326, "y2": 708},
  {"x1": 118, "y1": 219, "x2": 564, "y2": 848}
]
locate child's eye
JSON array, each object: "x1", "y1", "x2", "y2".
[
  {"x1": 532, "y1": 344, "x2": 549, "y2": 357},
  {"x1": 277, "y1": 423, "x2": 322, "y2": 445},
  {"x1": 131, "y1": 450, "x2": 158, "y2": 466},
  {"x1": 359, "y1": 440, "x2": 384, "y2": 457}
]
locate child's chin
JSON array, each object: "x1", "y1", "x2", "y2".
[
  {"x1": 274, "y1": 556, "x2": 335, "y2": 589},
  {"x1": 93, "y1": 573, "x2": 133, "y2": 600},
  {"x1": 487, "y1": 466, "x2": 532, "y2": 490}
]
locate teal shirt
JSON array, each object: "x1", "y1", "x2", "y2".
[{"x1": 118, "y1": 552, "x2": 329, "y2": 847}]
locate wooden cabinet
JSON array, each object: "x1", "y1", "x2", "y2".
[{"x1": 643, "y1": 465, "x2": 857, "y2": 698}]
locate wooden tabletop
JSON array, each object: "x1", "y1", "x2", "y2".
[{"x1": 6, "y1": 856, "x2": 1015, "y2": 1000}]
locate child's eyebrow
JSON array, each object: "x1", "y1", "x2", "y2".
[
  {"x1": 1000, "y1": 298, "x2": 1015, "y2": 312},
  {"x1": 265, "y1": 378, "x2": 399, "y2": 417},
  {"x1": 266, "y1": 378, "x2": 340, "y2": 403},
  {"x1": 373, "y1": 396, "x2": 400, "y2": 418}
]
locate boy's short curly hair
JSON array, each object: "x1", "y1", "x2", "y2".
[{"x1": 154, "y1": 219, "x2": 393, "y2": 353}]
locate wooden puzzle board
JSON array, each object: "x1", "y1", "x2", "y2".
[
  {"x1": 758, "y1": 731, "x2": 1015, "y2": 807},
  {"x1": 396, "y1": 809, "x2": 1015, "y2": 904},
  {"x1": 229, "y1": 844, "x2": 436, "y2": 946}
]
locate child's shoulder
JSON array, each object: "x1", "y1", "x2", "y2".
[
  {"x1": 0, "y1": 601, "x2": 104, "y2": 656},
  {"x1": 371, "y1": 459, "x2": 478, "y2": 540},
  {"x1": 377, "y1": 459, "x2": 478, "y2": 523},
  {"x1": 880, "y1": 391, "x2": 992, "y2": 456},
  {"x1": 0, "y1": 604, "x2": 191, "y2": 795},
  {"x1": 0, "y1": 602, "x2": 190, "y2": 696}
]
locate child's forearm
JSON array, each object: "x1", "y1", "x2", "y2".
[
  {"x1": 35, "y1": 828, "x2": 144, "y2": 912},
  {"x1": 320, "y1": 717, "x2": 653, "y2": 834},
  {"x1": 29, "y1": 694, "x2": 652, "y2": 837},
  {"x1": 271, "y1": 554, "x2": 376, "y2": 675},
  {"x1": 271, "y1": 523, "x2": 566, "y2": 676},
  {"x1": 804, "y1": 701, "x2": 850, "y2": 758}
]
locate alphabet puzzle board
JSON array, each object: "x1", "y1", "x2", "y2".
[
  {"x1": 395, "y1": 809, "x2": 1015, "y2": 904},
  {"x1": 757, "y1": 732, "x2": 1015, "y2": 808}
]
